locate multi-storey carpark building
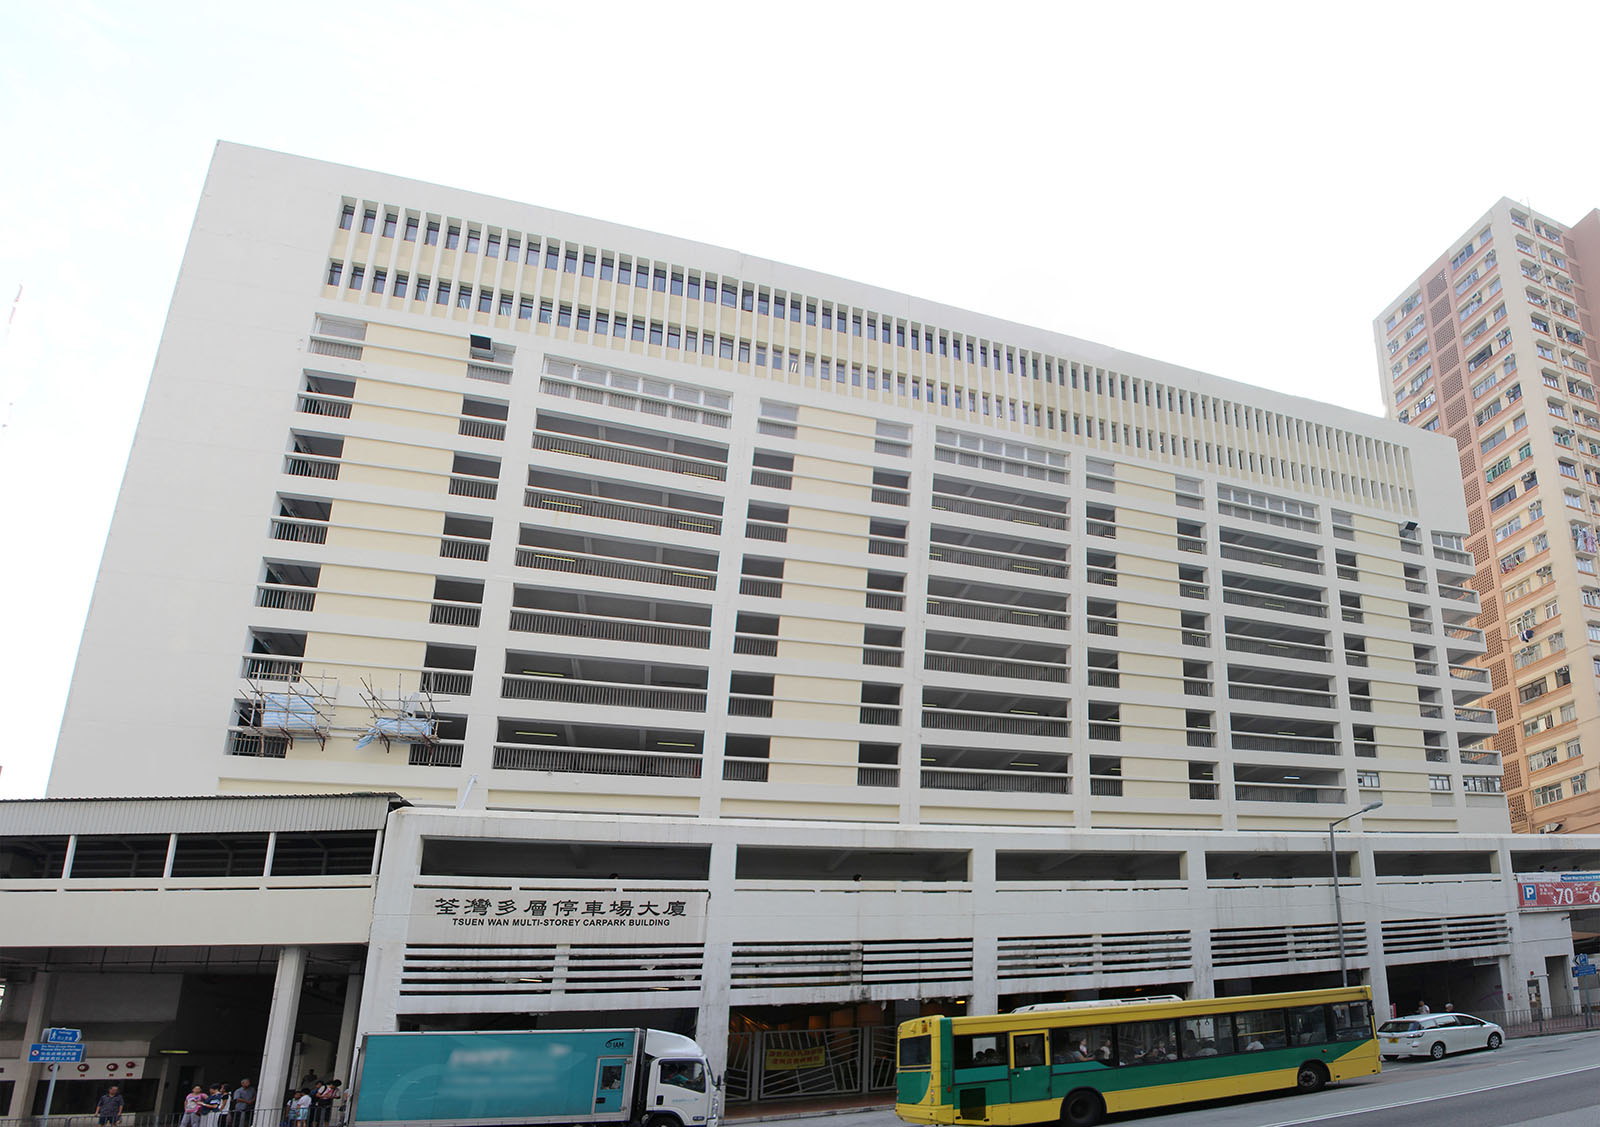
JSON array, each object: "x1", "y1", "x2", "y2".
[
  {"x1": 18, "y1": 146, "x2": 1591, "y2": 1111},
  {"x1": 1377, "y1": 200, "x2": 1600, "y2": 836}
]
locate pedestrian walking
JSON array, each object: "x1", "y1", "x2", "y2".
[{"x1": 96, "y1": 1086, "x2": 125, "y2": 1126}]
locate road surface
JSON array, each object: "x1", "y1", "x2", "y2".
[{"x1": 780, "y1": 1030, "x2": 1600, "y2": 1127}]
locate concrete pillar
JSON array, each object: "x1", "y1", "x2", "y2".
[
  {"x1": 333, "y1": 970, "x2": 363, "y2": 1086},
  {"x1": 6, "y1": 972, "x2": 52, "y2": 1118},
  {"x1": 256, "y1": 947, "x2": 306, "y2": 1126},
  {"x1": 695, "y1": 841, "x2": 736, "y2": 1081},
  {"x1": 967, "y1": 844, "x2": 999, "y2": 1017},
  {"x1": 1183, "y1": 847, "x2": 1214, "y2": 999}
]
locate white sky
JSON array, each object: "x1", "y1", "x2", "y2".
[{"x1": 4, "y1": 1, "x2": 1600, "y2": 799}]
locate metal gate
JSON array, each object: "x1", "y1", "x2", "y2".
[{"x1": 724, "y1": 1026, "x2": 897, "y2": 1105}]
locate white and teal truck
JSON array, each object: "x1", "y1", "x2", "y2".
[{"x1": 352, "y1": 1028, "x2": 720, "y2": 1127}]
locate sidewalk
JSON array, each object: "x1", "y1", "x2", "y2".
[{"x1": 726, "y1": 1094, "x2": 893, "y2": 1122}]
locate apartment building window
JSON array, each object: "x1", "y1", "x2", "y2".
[
  {"x1": 338, "y1": 203, "x2": 354, "y2": 230},
  {"x1": 326, "y1": 261, "x2": 342, "y2": 286},
  {"x1": 415, "y1": 278, "x2": 430, "y2": 303},
  {"x1": 445, "y1": 225, "x2": 460, "y2": 250},
  {"x1": 372, "y1": 269, "x2": 387, "y2": 295},
  {"x1": 394, "y1": 273, "x2": 408, "y2": 299},
  {"x1": 1427, "y1": 775, "x2": 1451, "y2": 792},
  {"x1": 1533, "y1": 782, "x2": 1563, "y2": 807},
  {"x1": 404, "y1": 216, "x2": 418, "y2": 241},
  {"x1": 382, "y1": 212, "x2": 397, "y2": 238},
  {"x1": 360, "y1": 209, "x2": 375, "y2": 234},
  {"x1": 1574, "y1": 773, "x2": 1590, "y2": 796},
  {"x1": 347, "y1": 265, "x2": 364, "y2": 290},
  {"x1": 485, "y1": 233, "x2": 500, "y2": 258},
  {"x1": 1530, "y1": 747, "x2": 1559, "y2": 772},
  {"x1": 425, "y1": 220, "x2": 439, "y2": 245}
]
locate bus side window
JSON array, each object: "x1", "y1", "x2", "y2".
[
  {"x1": 1049, "y1": 1025, "x2": 1113, "y2": 1065},
  {"x1": 1288, "y1": 1005, "x2": 1328, "y2": 1046},
  {"x1": 1180, "y1": 1017, "x2": 1225, "y2": 1057},
  {"x1": 954, "y1": 1034, "x2": 1003, "y2": 1068},
  {"x1": 1233, "y1": 1010, "x2": 1287, "y2": 1052},
  {"x1": 1329, "y1": 1002, "x2": 1372, "y2": 1042},
  {"x1": 1011, "y1": 1034, "x2": 1045, "y2": 1069},
  {"x1": 1116, "y1": 1020, "x2": 1178, "y2": 1066}
]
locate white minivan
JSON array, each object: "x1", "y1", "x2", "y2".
[{"x1": 1377, "y1": 1013, "x2": 1505, "y2": 1060}]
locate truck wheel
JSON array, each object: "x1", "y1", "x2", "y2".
[
  {"x1": 645, "y1": 1115, "x2": 679, "y2": 1127},
  {"x1": 1060, "y1": 1089, "x2": 1103, "y2": 1127}
]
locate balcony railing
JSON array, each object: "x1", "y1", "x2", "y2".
[
  {"x1": 271, "y1": 518, "x2": 328, "y2": 544},
  {"x1": 727, "y1": 695, "x2": 774, "y2": 717},
  {"x1": 449, "y1": 475, "x2": 499, "y2": 499},
  {"x1": 866, "y1": 591, "x2": 906, "y2": 611},
  {"x1": 1222, "y1": 589, "x2": 1327, "y2": 617},
  {"x1": 458, "y1": 417, "x2": 507, "y2": 440},
  {"x1": 284, "y1": 453, "x2": 340, "y2": 480},
  {"x1": 500, "y1": 674, "x2": 707, "y2": 712},
  {"x1": 227, "y1": 730, "x2": 288, "y2": 758},
  {"x1": 733, "y1": 635, "x2": 778, "y2": 656},
  {"x1": 256, "y1": 584, "x2": 317, "y2": 611},
  {"x1": 926, "y1": 599, "x2": 1068, "y2": 630},
  {"x1": 1224, "y1": 634, "x2": 1330, "y2": 663},
  {"x1": 1228, "y1": 685, "x2": 1336, "y2": 709},
  {"x1": 931, "y1": 496, "x2": 1067, "y2": 529},
  {"x1": 419, "y1": 670, "x2": 472, "y2": 695},
  {"x1": 533, "y1": 432, "x2": 727, "y2": 481},
  {"x1": 492, "y1": 743, "x2": 702, "y2": 777},
  {"x1": 440, "y1": 536, "x2": 491, "y2": 561},
  {"x1": 723, "y1": 759, "x2": 769, "y2": 782},
  {"x1": 1230, "y1": 732, "x2": 1339, "y2": 755},
  {"x1": 242, "y1": 656, "x2": 303, "y2": 681},
  {"x1": 929, "y1": 546, "x2": 1067, "y2": 578},
  {"x1": 921, "y1": 709, "x2": 1069, "y2": 737},
  {"x1": 1234, "y1": 784, "x2": 1345, "y2": 804},
  {"x1": 515, "y1": 548, "x2": 715, "y2": 590},
  {"x1": 921, "y1": 767, "x2": 1068, "y2": 794},
  {"x1": 297, "y1": 393, "x2": 353, "y2": 418},
  {"x1": 429, "y1": 601, "x2": 482, "y2": 627},
  {"x1": 409, "y1": 741, "x2": 464, "y2": 767},
  {"x1": 526, "y1": 490, "x2": 722, "y2": 535},
  {"x1": 1455, "y1": 707, "x2": 1496, "y2": 725},
  {"x1": 509, "y1": 609, "x2": 711, "y2": 649},
  {"x1": 925, "y1": 653, "x2": 1065, "y2": 682},
  {"x1": 739, "y1": 577, "x2": 783, "y2": 598},
  {"x1": 858, "y1": 766, "x2": 900, "y2": 787}
]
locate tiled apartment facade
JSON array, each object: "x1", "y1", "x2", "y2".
[{"x1": 1377, "y1": 200, "x2": 1600, "y2": 835}]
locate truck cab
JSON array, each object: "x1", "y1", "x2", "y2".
[{"x1": 641, "y1": 1029, "x2": 719, "y2": 1127}]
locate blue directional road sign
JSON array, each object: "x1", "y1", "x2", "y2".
[
  {"x1": 45, "y1": 1028, "x2": 82, "y2": 1044},
  {"x1": 29, "y1": 1044, "x2": 84, "y2": 1064}
]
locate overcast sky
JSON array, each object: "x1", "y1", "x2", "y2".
[{"x1": 4, "y1": 1, "x2": 1600, "y2": 799}]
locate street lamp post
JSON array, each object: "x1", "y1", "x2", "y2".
[{"x1": 1329, "y1": 799, "x2": 1383, "y2": 986}]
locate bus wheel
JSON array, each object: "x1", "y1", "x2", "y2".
[
  {"x1": 1295, "y1": 1062, "x2": 1328, "y2": 1093},
  {"x1": 1060, "y1": 1089, "x2": 1104, "y2": 1127}
]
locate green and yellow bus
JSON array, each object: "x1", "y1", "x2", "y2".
[{"x1": 895, "y1": 986, "x2": 1378, "y2": 1126}]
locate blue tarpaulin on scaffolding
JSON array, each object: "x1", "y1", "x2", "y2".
[
  {"x1": 355, "y1": 715, "x2": 436, "y2": 749},
  {"x1": 263, "y1": 693, "x2": 321, "y2": 731}
]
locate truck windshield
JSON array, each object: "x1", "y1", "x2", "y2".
[{"x1": 659, "y1": 1060, "x2": 706, "y2": 1092}]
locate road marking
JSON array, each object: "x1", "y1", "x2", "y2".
[{"x1": 1252, "y1": 1063, "x2": 1600, "y2": 1127}]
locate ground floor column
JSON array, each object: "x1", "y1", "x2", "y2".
[
  {"x1": 256, "y1": 946, "x2": 306, "y2": 1125},
  {"x1": 5, "y1": 971, "x2": 52, "y2": 1118},
  {"x1": 333, "y1": 969, "x2": 363, "y2": 1087}
]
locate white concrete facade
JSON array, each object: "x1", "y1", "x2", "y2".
[
  {"x1": 22, "y1": 145, "x2": 1599, "y2": 1103},
  {"x1": 50, "y1": 142, "x2": 1504, "y2": 837},
  {"x1": 358, "y1": 807, "x2": 1585, "y2": 1079}
]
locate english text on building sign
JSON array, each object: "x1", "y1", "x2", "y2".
[
  {"x1": 1518, "y1": 876, "x2": 1600, "y2": 909},
  {"x1": 410, "y1": 889, "x2": 709, "y2": 944}
]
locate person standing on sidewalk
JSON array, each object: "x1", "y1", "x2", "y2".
[{"x1": 95, "y1": 1086, "x2": 125, "y2": 1126}]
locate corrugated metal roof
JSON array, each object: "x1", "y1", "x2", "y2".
[{"x1": 0, "y1": 792, "x2": 406, "y2": 836}]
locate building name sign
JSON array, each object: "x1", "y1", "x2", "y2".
[
  {"x1": 409, "y1": 889, "x2": 709, "y2": 944},
  {"x1": 1517, "y1": 873, "x2": 1600, "y2": 909}
]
